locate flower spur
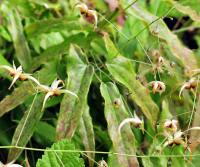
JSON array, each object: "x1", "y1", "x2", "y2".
[
  {"x1": 118, "y1": 114, "x2": 143, "y2": 134},
  {"x1": 179, "y1": 77, "x2": 198, "y2": 97},
  {"x1": 37, "y1": 79, "x2": 78, "y2": 110},
  {"x1": 0, "y1": 62, "x2": 40, "y2": 89}
]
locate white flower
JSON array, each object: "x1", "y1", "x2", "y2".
[
  {"x1": 163, "y1": 130, "x2": 184, "y2": 147},
  {"x1": 164, "y1": 119, "x2": 178, "y2": 134},
  {"x1": 38, "y1": 79, "x2": 78, "y2": 110},
  {"x1": 179, "y1": 78, "x2": 197, "y2": 97},
  {"x1": 0, "y1": 161, "x2": 23, "y2": 167},
  {"x1": 0, "y1": 62, "x2": 40, "y2": 89},
  {"x1": 98, "y1": 160, "x2": 108, "y2": 167},
  {"x1": 148, "y1": 81, "x2": 166, "y2": 94},
  {"x1": 76, "y1": 3, "x2": 98, "y2": 28},
  {"x1": 118, "y1": 114, "x2": 143, "y2": 134}
]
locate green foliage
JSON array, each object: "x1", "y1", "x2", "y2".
[
  {"x1": 36, "y1": 139, "x2": 85, "y2": 167},
  {"x1": 0, "y1": 0, "x2": 200, "y2": 166}
]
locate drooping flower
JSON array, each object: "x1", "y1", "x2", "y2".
[
  {"x1": 148, "y1": 81, "x2": 166, "y2": 94},
  {"x1": 0, "y1": 62, "x2": 40, "y2": 89},
  {"x1": 179, "y1": 78, "x2": 198, "y2": 97},
  {"x1": 163, "y1": 130, "x2": 185, "y2": 147},
  {"x1": 76, "y1": 3, "x2": 98, "y2": 28},
  {"x1": 37, "y1": 79, "x2": 78, "y2": 110},
  {"x1": 118, "y1": 114, "x2": 143, "y2": 134},
  {"x1": 97, "y1": 160, "x2": 108, "y2": 167},
  {"x1": 164, "y1": 119, "x2": 178, "y2": 134}
]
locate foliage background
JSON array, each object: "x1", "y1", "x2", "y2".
[{"x1": 0, "y1": 0, "x2": 200, "y2": 166}]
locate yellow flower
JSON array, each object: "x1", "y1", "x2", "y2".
[
  {"x1": 37, "y1": 79, "x2": 78, "y2": 110},
  {"x1": 0, "y1": 62, "x2": 40, "y2": 89}
]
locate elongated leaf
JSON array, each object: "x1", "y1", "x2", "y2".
[
  {"x1": 36, "y1": 139, "x2": 85, "y2": 167},
  {"x1": 121, "y1": 1, "x2": 198, "y2": 70},
  {"x1": 167, "y1": 0, "x2": 200, "y2": 22},
  {"x1": 0, "y1": 61, "x2": 57, "y2": 117},
  {"x1": 31, "y1": 33, "x2": 88, "y2": 70},
  {"x1": 56, "y1": 45, "x2": 94, "y2": 139},
  {"x1": 77, "y1": 105, "x2": 95, "y2": 167},
  {"x1": 0, "y1": 53, "x2": 11, "y2": 78},
  {"x1": 190, "y1": 94, "x2": 200, "y2": 151},
  {"x1": 100, "y1": 82, "x2": 139, "y2": 167},
  {"x1": 107, "y1": 56, "x2": 158, "y2": 124},
  {"x1": 103, "y1": 34, "x2": 118, "y2": 60},
  {"x1": 0, "y1": 81, "x2": 35, "y2": 118},
  {"x1": 34, "y1": 121, "x2": 56, "y2": 145},
  {"x1": 8, "y1": 93, "x2": 45, "y2": 161},
  {"x1": 25, "y1": 18, "x2": 91, "y2": 38},
  {"x1": 2, "y1": 5, "x2": 32, "y2": 70}
]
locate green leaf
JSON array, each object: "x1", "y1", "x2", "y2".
[
  {"x1": 167, "y1": 0, "x2": 200, "y2": 22},
  {"x1": 56, "y1": 45, "x2": 94, "y2": 139},
  {"x1": 2, "y1": 5, "x2": 32, "y2": 70},
  {"x1": 0, "y1": 25, "x2": 11, "y2": 41},
  {"x1": 31, "y1": 33, "x2": 88, "y2": 70},
  {"x1": 8, "y1": 93, "x2": 45, "y2": 161},
  {"x1": 36, "y1": 139, "x2": 85, "y2": 167},
  {"x1": 34, "y1": 121, "x2": 56, "y2": 145},
  {"x1": 121, "y1": 1, "x2": 198, "y2": 70},
  {"x1": 168, "y1": 146, "x2": 186, "y2": 167},
  {"x1": 106, "y1": 56, "x2": 158, "y2": 124},
  {"x1": 0, "y1": 53, "x2": 11, "y2": 78},
  {"x1": 100, "y1": 82, "x2": 139, "y2": 167},
  {"x1": 77, "y1": 105, "x2": 95, "y2": 167},
  {"x1": 190, "y1": 96, "x2": 200, "y2": 151},
  {"x1": 103, "y1": 34, "x2": 119, "y2": 60},
  {"x1": 25, "y1": 18, "x2": 91, "y2": 38}
]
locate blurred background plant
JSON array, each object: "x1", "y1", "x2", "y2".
[{"x1": 0, "y1": 0, "x2": 200, "y2": 166}]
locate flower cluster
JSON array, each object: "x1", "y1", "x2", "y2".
[
  {"x1": 163, "y1": 119, "x2": 185, "y2": 147},
  {"x1": 0, "y1": 62, "x2": 77, "y2": 110}
]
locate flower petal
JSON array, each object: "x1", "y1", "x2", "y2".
[
  {"x1": 12, "y1": 61, "x2": 17, "y2": 70},
  {"x1": 26, "y1": 75, "x2": 41, "y2": 86},
  {"x1": 16, "y1": 65, "x2": 23, "y2": 73},
  {"x1": 42, "y1": 91, "x2": 54, "y2": 110},
  {"x1": 7, "y1": 164, "x2": 23, "y2": 167},
  {"x1": 118, "y1": 117, "x2": 142, "y2": 134},
  {"x1": 179, "y1": 83, "x2": 189, "y2": 97},
  {"x1": 51, "y1": 79, "x2": 64, "y2": 90},
  {"x1": 88, "y1": 10, "x2": 98, "y2": 28},
  {"x1": 8, "y1": 74, "x2": 21, "y2": 90},
  {"x1": 0, "y1": 65, "x2": 14, "y2": 73},
  {"x1": 58, "y1": 89, "x2": 78, "y2": 98}
]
